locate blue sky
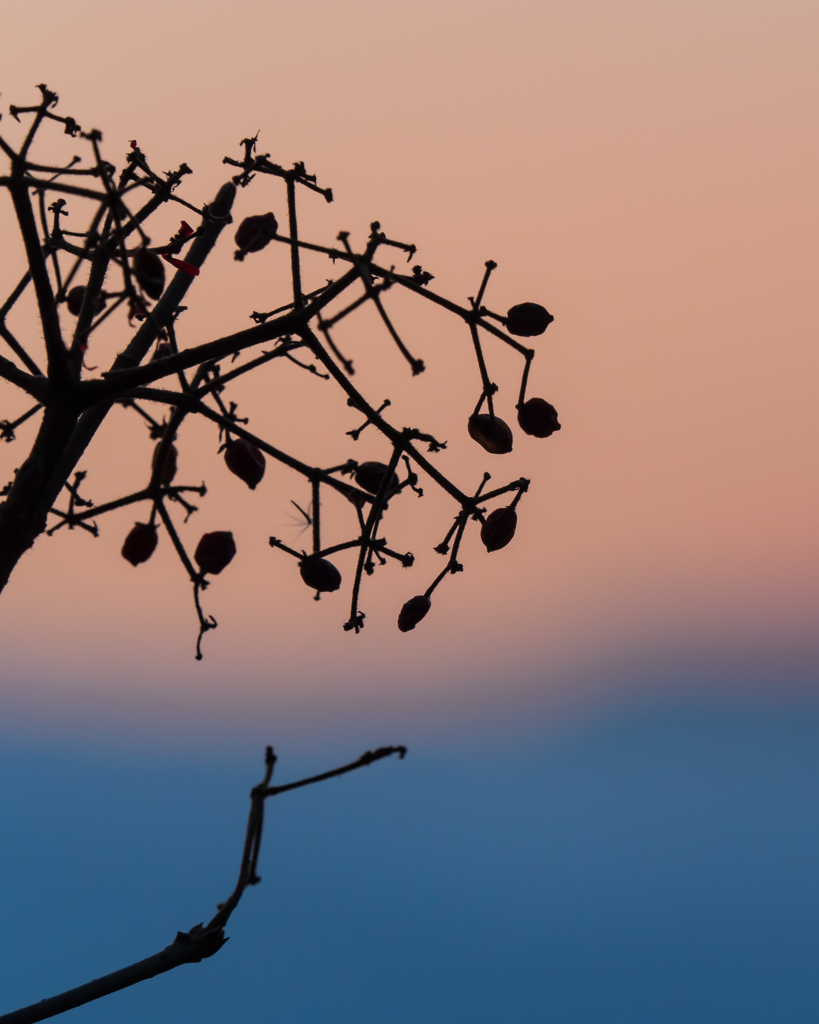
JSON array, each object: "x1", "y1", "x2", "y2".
[{"x1": 3, "y1": 691, "x2": 819, "y2": 1023}]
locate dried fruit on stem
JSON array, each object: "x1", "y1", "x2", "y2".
[
  {"x1": 195, "y1": 531, "x2": 236, "y2": 575},
  {"x1": 399, "y1": 593, "x2": 432, "y2": 630},
  {"x1": 300, "y1": 555, "x2": 342, "y2": 593},
  {"x1": 224, "y1": 438, "x2": 266, "y2": 489},
  {"x1": 480, "y1": 506, "x2": 517, "y2": 552},
  {"x1": 121, "y1": 522, "x2": 158, "y2": 565},
  {"x1": 398, "y1": 594, "x2": 431, "y2": 632},
  {"x1": 132, "y1": 249, "x2": 166, "y2": 299},
  {"x1": 506, "y1": 302, "x2": 553, "y2": 337},
  {"x1": 468, "y1": 414, "x2": 513, "y2": 454},
  {"x1": 517, "y1": 398, "x2": 560, "y2": 438},
  {"x1": 354, "y1": 461, "x2": 399, "y2": 495},
  {"x1": 66, "y1": 286, "x2": 105, "y2": 317},
  {"x1": 234, "y1": 213, "x2": 278, "y2": 260}
]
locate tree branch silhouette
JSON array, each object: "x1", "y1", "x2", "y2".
[
  {"x1": 0, "y1": 745, "x2": 407, "y2": 1024},
  {"x1": 0, "y1": 84, "x2": 560, "y2": 655}
]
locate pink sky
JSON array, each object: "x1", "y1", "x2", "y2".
[{"x1": 0, "y1": 0, "x2": 816, "y2": 740}]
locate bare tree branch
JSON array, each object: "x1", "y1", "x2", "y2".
[{"x1": 0, "y1": 745, "x2": 406, "y2": 1024}]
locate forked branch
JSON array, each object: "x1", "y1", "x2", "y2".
[{"x1": 0, "y1": 744, "x2": 406, "y2": 1024}]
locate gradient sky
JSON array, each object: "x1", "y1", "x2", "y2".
[
  {"x1": 0, "y1": 0, "x2": 815, "y2": 743},
  {"x1": 1, "y1": 4, "x2": 818, "y2": 1022}
]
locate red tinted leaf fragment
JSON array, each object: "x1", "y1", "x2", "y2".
[{"x1": 161, "y1": 254, "x2": 200, "y2": 277}]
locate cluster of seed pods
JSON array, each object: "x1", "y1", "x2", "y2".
[
  {"x1": 110, "y1": 215, "x2": 561, "y2": 638},
  {"x1": 40, "y1": 126, "x2": 559, "y2": 651},
  {"x1": 0, "y1": 90, "x2": 565, "y2": 659},
  {"x1": 396, "y1": 300, "x2": 561, "y2": 632}
]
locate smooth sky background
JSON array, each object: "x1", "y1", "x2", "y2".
[
  {"x1": 0, "y1": 0, "x2": 814, "y2": 737},
  {"x1": 0, "y1": 2, "x2": 817, "y2": 1021}
]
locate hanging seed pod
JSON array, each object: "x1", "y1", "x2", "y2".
[
  {"x1": 398, "y1": 594, "x2": 431, "y2": 632},
  {"x1": 66, "y1": 285, "x2": 106, "y2": 317},
  {"x1": 152, "y1": 442, "x2": 178, "y2": 486},
  {"x1": 195, "y1": 531, "x2": 236, "y2": 575},
  {"x1": 299, "y1": 555, "x2": 342, "y2": 593},
  {"x1": 480, "y1": 506, "x2": 518, "y2": 552},
  {"x1": 132, "y1": 249, "x2": 166, "y2": 299},
  {"x1": 506, "y1": 302, "x2": 553, "y2": 337},
  {"x1": 121, "y1": 523, "x2": 158, "y2": 566},
  {"x1": 354, "y1": 461, "x2": 399, "y2": 495},
  {"x1": 517, "y1": 398, "x2": 561, "y2": 438},
  {"x1": 234, "y1": 213, "x2": 278, "y2": 260},
  {"x1": 467, "y1": 414, "x2": 513, "y2": 454},
  {"x1": 224, "y1": 438, "x2": 266, "y2": 490}
]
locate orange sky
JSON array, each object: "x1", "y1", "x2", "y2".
[{"x1": 0, "y1": 0, "x2": 816, "y2": 740}]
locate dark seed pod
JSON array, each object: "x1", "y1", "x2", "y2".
[
  {"x1": 121, "y1": 523, "x2": 158, "y2": 566},
  {"x1": 152, "y1": 442, "x2": 178, "y2": 486},
  {"x1": 66, "y1": 285, "x2": 105, "y2": 317},
  {"x1": 66, "y1": 287, "x2": 85, "y2": 316},
  {"x1": 517, "y1": 398, "x2": 561, "y2": 438},
  {"x1": 234, "y1": 213, "x2": 278, "y2": 259},
  {"x1": 299, "y1": 555, "x2": 342, "y2": 593},
  {"x1": 224, "y1": 438, "x2": 266, "y2": 490},
  {"x1": 195, "y1": 531, "x2": 236, "y2": 575},
  {"x1": 67, "y1": 285, "x2": 104, "y2": 317},
  {"x1": 480, "y1": 506, "x2": 518, "y2": 552},
  {"x1": 506, "y1": 302, "x2": 553, "y2": 337},
  {"x1": 398, "y1": 594, "x2": 431, "y2": 632},
  {"x1": 467, "y1": 414, "x2": 513, "y2": 454},
  {"x1": 354, "y1": 461, "x2": 399, "y2": 495},
  {"x1": 132, "y1": 249, "x2": 166, "y2": 299}
]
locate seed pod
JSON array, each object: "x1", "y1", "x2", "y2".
[
  {"x1": 506, "y1": 302, "x2": 553, "y2": 337},
  {"x1": 152, "y1": 442, "x2": 178, "y2": 486},
  {"x1": 480, "y1": 506, "x2": 518, "y2": 552},
  {"x1": 398, "y1": 594, "x2": 431, "y2": 632},
  {"x1": 234, "y1": 213, "x2": 278, "y2": 260},
  {"x1": 467, "y1": 414, "x2": 513, "y2": 454},
  {"x1": 224, "y1": 438, "x2": 266, "y2": 490},
  {"x1": 66, "y1": 285, "x2": 105, "y2": 317},
  {"x1": 132, "y1": 249, "x2": 166, "y2": 299},
  {"x1": 195, "y1": 531, "x2": 236, "y2": 575},
  {"x1": 517, "y1": 398, "x2": 561, "y2": 438},
  {"x1": 354, "y1": 461, "x2": 399, "y2": 495},
  {"x1": 299, "y1": 555, "x2": 342, "y2": 593},
  {"x1": 121, "y1": 523, "x2": 158, "y2": 566}
]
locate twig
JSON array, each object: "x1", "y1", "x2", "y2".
[{"x1": 0, "y1": 745, "x2": 406, "y2": 1024}]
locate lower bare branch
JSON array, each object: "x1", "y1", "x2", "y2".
[{"x1": 0, "y1": 744, "x2": 406, "y2": 1024}]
